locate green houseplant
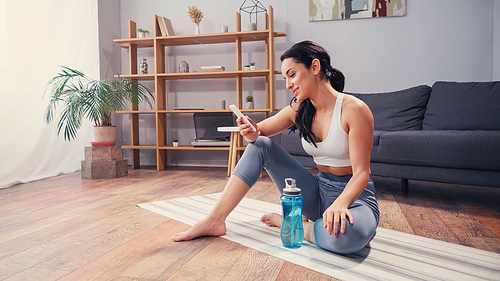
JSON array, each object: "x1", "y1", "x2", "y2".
[
  {"x1": 137, "y1": 28, "x2": 149, "y2": 38},
  {"x1": 246, "y1": 95, "x2": 254, "y2": 109},
  {"x1": 44, "y1": 66, "x2": 154, "y2": 143}
]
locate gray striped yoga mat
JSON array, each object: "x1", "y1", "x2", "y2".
[{"x1": 138, "y1": 193, "x2": 500, "y2": 281}]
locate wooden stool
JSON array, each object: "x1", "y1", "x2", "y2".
[{"x1": 218, "y1": 127, "x2": 241, "y2": 176}]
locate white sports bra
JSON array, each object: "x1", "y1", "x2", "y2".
[{"x1": 301, "y1": 93, "x2": 351, "y2": 167}]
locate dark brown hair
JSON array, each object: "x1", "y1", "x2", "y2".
[{"x1": 280, "y1": 40, "x2": 345, "y2": 146}]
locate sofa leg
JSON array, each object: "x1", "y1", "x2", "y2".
[{"x1": 402, "y1": 178, "x2": 409, "y2": 194}]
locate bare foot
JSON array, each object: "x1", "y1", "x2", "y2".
[
  {"x1": 172, "y1": 216, "x2": 227, "y2": 242},
  {"x1": 260, "y1": 213, "x2": 282, "y2": 228}
]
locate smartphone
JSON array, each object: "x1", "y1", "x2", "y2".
[{"x1": 229, "y1": 104, "x2": 257, "y2": 132}]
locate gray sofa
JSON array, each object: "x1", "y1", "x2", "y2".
[{"x1": 270, "y1": 81, "x2": 500, "y2": 193}]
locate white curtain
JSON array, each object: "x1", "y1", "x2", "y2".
[{"x1": 0, "y1": 0, "x2": 99, "y2": 188}]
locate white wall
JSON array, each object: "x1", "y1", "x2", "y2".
[
  {"x1": 0, "y1": 0, "x2": 99, "y2": 188},
  {"x1": 494, "y1": 0, "x2": 500, "y2": 80},
  {"x1": 117, "y1": 0, "x2": 496, "y2": 167}
]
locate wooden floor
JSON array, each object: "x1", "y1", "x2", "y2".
[{"x1": 0, "y1": 167, "x2": 499, "y2": 281}]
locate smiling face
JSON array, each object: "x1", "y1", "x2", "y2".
[{"x1": 281, "y1": 58, "x2": 320, "y2": 102}]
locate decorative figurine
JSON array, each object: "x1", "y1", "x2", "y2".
[
  {"x1": 140, "y1": 58, "x2": 148, "y2": 74},
  {"x1": 179, "y1": 61, "x2": 189, "y2": 73}
]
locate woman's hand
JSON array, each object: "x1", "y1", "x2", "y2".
[
  {"x1": 323, "y1": 200, "x2": 354, "y2": 237},
  {"x1": 237, "y1": 116, "x2": 259, "y2": 142}
]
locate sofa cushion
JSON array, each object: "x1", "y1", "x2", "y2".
[
  {"x1": 423, "y1": 81, "x2": 500, "y2": 130},
  {"x1": 349, "y1": 85, "x2": 431, "y2": 131},
  {"x1": 373, "y1": 130, "x2": 386, "y2": 146},
  {"x1": 279, "y1": 129, "x2": 308, "y2": 156},
  {"x1": 370, "y1": 131, "x2": 387, "y2": 162},
  {"x1": 375, "y1": 130, "x2": 500, "y2": 171}
]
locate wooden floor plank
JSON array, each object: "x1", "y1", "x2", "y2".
[
  {"x1": 372, "y1": 177, "x2": 414, "y2": 234},
  {"x1": 35, "y1": 209, "x2": 168, "y2": 272},
  {"x1": 166, "y1": 237, "x2": 247, "y2": 281},
  {"x1": 2, "y1": 267, "x2": 70, "y2": 281},
  {"x1": 0, "y1": 205, "x2": 158, "y2": 276},
  {"x1": 378, "y1": 177, "x2": 463, "y2": 244},
  {"x1": 220, "y1": 247, "x2": 284, "y2": 281},
  {"x1": 275, "y1": 262, "x2": 341, "y2": 281},
  {"x1": 56, "y1": 219, "x2": 179, "y2": 281},
  {"x1": 0, "y1": 167, "x2": 498, "y2": 281},
  {"x1": 118, "y1": 227, "x2": 215, "y2": 280}
]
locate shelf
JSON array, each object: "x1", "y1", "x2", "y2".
[
  {"x1": 117, "y1": 5, "x2": 283, "y2": 171},
  {"x1": 115, "y1": 37, "x2": 154, "y2": 48},
  {"x1": 116, "y1": 110, "x2": 156, "y2": 114},
  {"x1": 157, "y1": 109, "x2": 272, "y2": 113},
  {"x1": 121, "y1": 145, "x2": 231, "y2": 151},
  {"x1": 159, "y1": 70, "x2": 269, "y2": 80},
  {"x1": 121, "y1": 145, "x2": 157, "y2": 149},
  {"x1": 158, "y1": 145, "x2": 230, "y2": 151},
  {"x1": 116, "y1": 109, "x2": 272, "y2": 114},
  {"x1": 117, "y1": 74, "x2": 155, "y2": 80},
  {"x1": 117, "y1": 70, "x2": 282, "y2": 81},
  {"x1": 115, "y1": 31, "x2": 285, "y2": 48}
]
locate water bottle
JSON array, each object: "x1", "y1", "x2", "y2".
[{"x1": 280, "y1": 178, "x2": 304, "y2": 249}]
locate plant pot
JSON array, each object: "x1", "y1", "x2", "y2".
[
  {"x1": 172, "y1": 141, "x2": 179, "y2": 147},
  {"x1": 138, "y1": 32, "x2": 146, "y2": 38},
  {"x1": 244, "y1": 66, "x2": 250, "y2": 71},
  {"x1": 246, "y1": 101, "x2": 254, "y2": 109},
  {"x1": 92, "y1": 125, "x2": 116, "y2": 147},
  {"x1": 250, "y1": 65, "x2": 256, "y2": 70}
]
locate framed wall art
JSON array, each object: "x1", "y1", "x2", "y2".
[{"x1": 309, "y1": 0, "x2": 406, "y2": 21}]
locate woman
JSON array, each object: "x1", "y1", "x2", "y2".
[{"x1": 172, "y1": 41, "x2": 379, "y2": 254}]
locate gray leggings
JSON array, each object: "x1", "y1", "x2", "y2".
[{"x1": 232, "y1": 136, "x2": 379, "y2": 254}]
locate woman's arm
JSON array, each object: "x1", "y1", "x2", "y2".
[
  {"x1": 238, "y1": 104, "x2": 297, "y2": 142},
  {"x1": 323, "y1": 97, "x2": 374, "y2": 237}
]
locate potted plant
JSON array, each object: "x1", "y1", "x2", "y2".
[
  {"x1": 244, "y1": 64, "x2": 251, "y2": 71},
  {"x1": 246, "y1": 95, "x2": 254, "y2": 109},
  {"x1": 137, "y1": 28, "x2": 149, "y2": 38},
  {"x1": 44, "y1": 66, "x2": 154, "y2": 146},
  {"x1": 250, "y1": 62, "x2": 256, "y2": 70},
  {"x1": 172, "y1": 139, "x2": 179, "y2": 147}
]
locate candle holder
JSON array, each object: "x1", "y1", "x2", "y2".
[{"x1": 239, "y1": 0, "x2": 267, "y2": 31}]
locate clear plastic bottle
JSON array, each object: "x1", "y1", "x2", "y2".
[
  {"x1": 140, "y1": 58, "x2": 148, "y2": 74},
  {"x1": 280, "y1": 178, "x2": 304, "y2": 249}
]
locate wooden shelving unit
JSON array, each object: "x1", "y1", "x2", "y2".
[{"x1": 114, "y1": 5, "x2": 285, "y2": 171}]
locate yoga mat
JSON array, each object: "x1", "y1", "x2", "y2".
[{"x1": 138, "y1": 193, "x2": 500, "y2": 281}]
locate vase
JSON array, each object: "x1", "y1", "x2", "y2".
[
  {"x1": 195, "y1": 25, "x2": 200, "y2": 35},
  {"x1": 92, "y1": 125, "x2": 116, "y2": 147}
]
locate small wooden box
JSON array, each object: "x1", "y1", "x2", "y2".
[{"x1": 81, "y1": 146, "x2": 128, "y2": 179}]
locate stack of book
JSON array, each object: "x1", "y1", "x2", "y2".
[
  {"x1": 157, "y1": 16, "x2": 175, "y2": 36},
  {"x1": 201, "y1": 66, "x2": 226, "y2": 72}
]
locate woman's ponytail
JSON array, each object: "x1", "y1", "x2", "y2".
[{"x1": 328, "y1": 66, "x2": 345, "y2": 93}]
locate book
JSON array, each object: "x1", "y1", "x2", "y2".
[
  {"x1": 163, "y1": 17, "x2": 175, "y2": 36},
  {"x1": 201, "y1": 66, "x2": 225, "y2": 72},
  {"x1": 157, "y1": 16, "x2": 167, "y2": 36}
]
